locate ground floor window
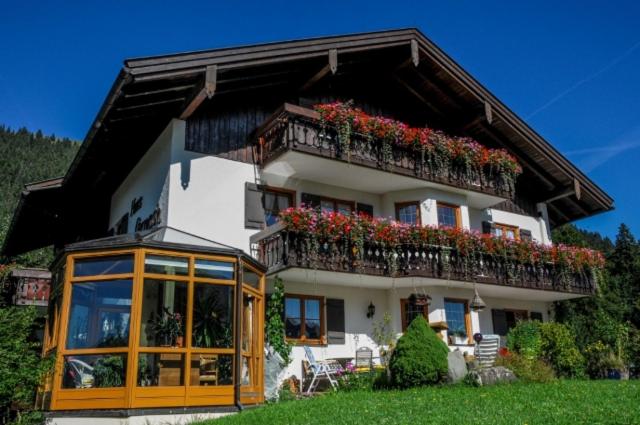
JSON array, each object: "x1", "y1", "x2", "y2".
[
  {"x1": 284, "y1": 294, "x2": 325, "y2": 344},
  {"x1": 400, "y1": 296, "x2": 429, "y2": 331},
  {"x1": 492, "y1": 308, "x2": 529, "y2": 336},
  {"x1": 444, "y1": 298, "x2": 471, "y2": 344}
]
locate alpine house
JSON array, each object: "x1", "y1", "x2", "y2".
[{"x1": 2, "y1": 28, "x2": 613, "y2": 424}]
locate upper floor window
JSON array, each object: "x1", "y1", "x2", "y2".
[
  {"x1": 436, "y1": 202, "x2": 460, "y2": 228},
  {"x1": 494, "y1": 223, "x2": 519, "y2": 240},
  {"x1": 264, "y1": 188, "x2": 294, "y2": 226},
  {"x1": 395, "y1": 202, "x2": 420, "y2": 225}
]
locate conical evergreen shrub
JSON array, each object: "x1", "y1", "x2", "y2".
[{"x1": 389, "y1": 315, "x2": 449, "y2": 388}]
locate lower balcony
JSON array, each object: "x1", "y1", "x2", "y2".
[{"x1": 250, "y1": 214, "x2": 602, "y2": 299}]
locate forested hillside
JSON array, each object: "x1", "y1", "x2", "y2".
[{"x1": 0, "y1": 125, "x2": 79, "y2": 266}]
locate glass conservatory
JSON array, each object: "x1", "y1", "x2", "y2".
[{"x1": 40, "y1": 230, "x2": 265, "y2": 411}]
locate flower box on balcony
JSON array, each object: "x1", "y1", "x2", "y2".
[{"x1": 255, "y1": 102, "x2": 523, "y2": 198}]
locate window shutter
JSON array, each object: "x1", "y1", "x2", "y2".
[
  {"x1": 245, "y1": 182, "x2": 265, "y2": 229},
  {"x1": 326, "y1": 298, "x2": 345, "y2": 344},
  {"x1": 491, "y1": 309, "x2": 508, "y2": 336},
  {"x1": 530, "y1": 311, "x2": 543, "y2": 322},
  {"x1": 520, "y1": 229, "x2": 533, "y2": 242},
  {"x1": 301, "y1": 193, "x2": 322, "y2": 209},
  {"x1": 356, "y1": 203, "x2": 374, "y2": 217},
  {"x1": 482, "y1": 221, "x2": 495, "y2": 235}
]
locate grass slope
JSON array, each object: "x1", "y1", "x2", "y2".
[{"x1": 199, "y1": 381, "x2": 640, "y2": 425}]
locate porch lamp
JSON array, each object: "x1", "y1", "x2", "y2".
[
  {"x1": 366, "y1": 301, "x2": 376, "y2": 319},
  {"x1": 469, "y1": 285, "x2": 486, "y2": 312}
]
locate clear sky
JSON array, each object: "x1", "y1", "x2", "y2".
[{"x1": 1, "y1": 1, "x2": 638, "y2": 239}]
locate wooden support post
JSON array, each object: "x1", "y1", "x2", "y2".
[
  {"x1": 411, "y1": 39, "x2": 420, "y2": 67},
  {"x1": 300, "y1": 49, "x2": 338, "y2": 91}
]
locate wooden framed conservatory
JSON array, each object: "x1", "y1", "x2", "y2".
[{"x1": 40, "y1": 236, "x2": 265, "y2": 411}]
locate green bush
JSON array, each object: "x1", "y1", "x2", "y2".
[
  {"x1": 389, "y1": 316, "x2": 448, "y2": 388},
  {"x1": 0, "y1": 306, "x2": 53, "y2": 425},
  {"x1": 538, "y1": 322, "x2": 585, "y2": 378},
  {"x1": 507, "y1": 321, "x2": 542, "y2": 360},
  {"x1": 584, "y1": 341, "x2": 625, "y2": 379},
  {"x1": 496, "y1": 352, "x2": 555, "y2": 383},
  {"x1": 505, "y1": 321, "x2": 584, "y2": 378}
]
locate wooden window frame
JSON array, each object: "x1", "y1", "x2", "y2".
[
  {"x1": 395, "y1": 201, "x2": 421, "y2": 225},
  {"x1": 400, "y1": 298, "x2": 429, "y2": 332},
  {"x1": 436, "y1": 201, "x2": 462, "y2": 229},
  {"x1": 444, "y1": 298, "x2": 473, "y2": 345},
  {"x1": 263, "y1": 186, "x2": 296, "y2": 226},
  {"x1": 284, "y1": 293, "x2": 326, "y2": 346},
  {"x1": 493, "y1": 223, "x2": 520, "y2": 240}
]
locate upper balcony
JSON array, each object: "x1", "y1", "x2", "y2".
[
  {"x1": 254, "y1": 103, "x2": 522, "y2": 209},
  {"x1": 250, "y1": 209, "x2": 603, "y2": 299}
]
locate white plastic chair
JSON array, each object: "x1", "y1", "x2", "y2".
[
  {"x1": 474, "y1": 334, "x2": 500, "y2": 368},
  {"x1": 303, "y1": 346, "x2": 340, "y2": 394}
]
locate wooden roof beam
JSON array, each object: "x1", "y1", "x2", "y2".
[
  {"x1": 179, "y1": 65, "x2": 217, "y2": 120},
  {"x1": 300, "y1": 49, "x2": 338, "y2": 92}
]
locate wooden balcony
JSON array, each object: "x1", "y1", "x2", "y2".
[
  {"x1": 250, "y1": 223, "x2": 596, "y2": 297},
  {"x1": 254, "y1": 104, "x2": 516, "y2": 200}
]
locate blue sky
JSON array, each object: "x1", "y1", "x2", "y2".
[{"x1": 1, "y1": 1, "x2": 638, "y2": 239}]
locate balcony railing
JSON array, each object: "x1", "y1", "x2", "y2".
[
  {"x1": 254, "y1": 103, "x2": 516, "y2": 199},
  {"x1": 250, "y1": 223, "x2": 597, "y2": 296}
]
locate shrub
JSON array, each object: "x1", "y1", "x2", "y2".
[
  {"x1": 389, "y1": 316, "x2": 448, "y2": 388},
  {"x1": 505, "y1": 321, "x2": 584, "y2": 378},
  {"x1": 0, "y1": 306, "x2": 53, "y2": 425},
  {"x1": 584, "y1": 341, "x2": 625, "y2": 379},
  {"x1": 496, "y1": 352, "x2": 555, "y2": 383},
  {"x1": 507, "y1": 321, "x2": 542, "y2": 360},
  {"x1": 538, "y1": 322, "x2": 585, "y2": 378}
]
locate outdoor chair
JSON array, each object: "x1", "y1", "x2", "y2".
[
  {"x1": 474, "y1": 334, "x2": 500, "y2": 368},
  {"x1": 303, "y1": 346, "x2": 340, "y2": 395},
  {"x1": 355, "y1": 346, "x2": 373, "y2": 372}
]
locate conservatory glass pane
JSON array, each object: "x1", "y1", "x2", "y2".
[
  {"x1": 139, "y1": 279, "x2": 187, "y2": 347},
  {"x1": 144, "y1": 255, "x2": 189, "y2": 276},
  {"x1": 192, "y1": 284, "x2": 234, "y2": 348},
  {"x1": 62, "y1": 354, "x2": 127, "y2": 389},
  {"x1": 194, "y1": 259, "x2": 234, "y2": 280},
  {"x1": 74, "y1": 255, "x2": 133, "y2": 277},
  {"x1": 137, "y1": 353, "x2": 185, "y2": 387},
  {"x1": 190, "y1": 354, "x2": 233, "y2": 386},
  {"x1": 66, "y1": 280, "x2": 132, "y2": 349}
]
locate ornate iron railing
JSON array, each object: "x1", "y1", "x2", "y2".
[
  {"x1": 254, "y1": 103, "x2": 516, "y2": 199},
  {"x1": 250, "y1": 223, "x2": 596, "y2": 296}
]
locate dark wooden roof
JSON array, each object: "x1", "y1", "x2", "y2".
[{"x1": 2, "y1": 28, "x2": 613, "y2": 257}]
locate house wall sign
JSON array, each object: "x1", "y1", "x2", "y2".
[{"x1": 135, "y1": 206, "x2": 162, "y2": 232}]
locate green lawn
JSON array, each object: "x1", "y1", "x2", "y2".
[{"x1": 198, "y1": 380, "x2": 640, "y2": 425}]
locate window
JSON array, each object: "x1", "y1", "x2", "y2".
[
  {"x1": 444, "y1": 299, "x2": 471, "y2": 344},
  {"x1": 284, "y1": 294, "x2": 324, "y2": 344},
  {"x1": 395, "y1": 202, "x2": 420, "y2": 225},
  {"x1": 400, "y1": 297, "x2": 429, "y2": 331},
  {"x1": 320, "y1": 198, "x2": 354, "y2": 215},
  {"x1": 493, "y1": 223, "x2": 519, "y2": 240},
  {"x1": 492, "y1": 309, "x2": 529, "y2": 336},
  {"x1": 263, "y1": 187, "x2": 294, "y2": 226},
  {"x1": 436, "y1": 202, "x2": 460, "y2": 228}
]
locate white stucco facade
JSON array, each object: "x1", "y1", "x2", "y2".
[{"x1": 108, "y1": 117, "x2": 565, "y2": 385}]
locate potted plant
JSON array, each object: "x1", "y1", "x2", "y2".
[
  {"x1": 151, "y1": 308, "x2": 183, "y2": 347},
  {"x1": 448, "y1": 329, "x2": 468, "y2": 345}
]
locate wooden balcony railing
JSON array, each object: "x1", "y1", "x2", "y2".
[
  {"x1": 250, "y1": 223, "x2": 596, "y2": 296},
  {"x1": 254, "y1": 103, "x2": 515, "y2": 199}
]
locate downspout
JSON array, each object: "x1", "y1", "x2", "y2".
[{"x1": 234, "y1": 253, "x2": 244, "y2": 411}]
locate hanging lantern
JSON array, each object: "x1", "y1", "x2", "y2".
[
  {"x1": 366, "y1": 301, "x2": 376, "y2": 319},
  {"x1": 470, "y1": 286, "x2": 486, "y2": 312}
]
